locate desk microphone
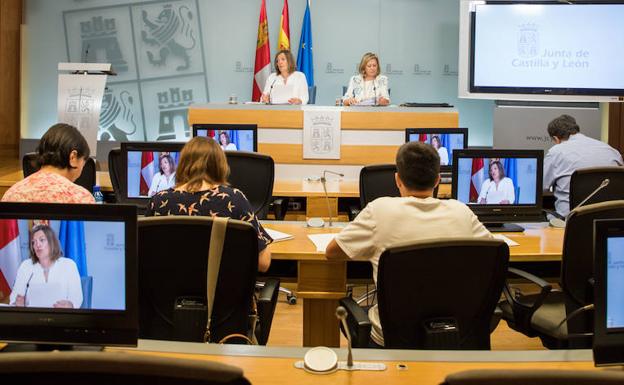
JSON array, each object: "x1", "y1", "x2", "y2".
[
  {"x1": 335, "y1": 306, "x2": 353, "y2": 367},
  {"x1": 549, "y1": 178, "x2": 610, "y2": 228},
  {"x1": 23, "y1": 272, "x2": 34, "y2": 306},
  {"x1": 372, "y1": 82, "x2": 378, "y2": 106},
  {"x1": 322, "y1": 170, "x2": 344, "y2": 227},
  {"x1": 267, "y1": 78, "x2": 277, "y2": 104}
]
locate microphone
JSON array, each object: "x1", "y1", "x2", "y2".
[
  {"x1": 321, "y1": 170, "x2": 344, "y2": 227},
  {"x1": 23, "y1": 272, "x2": 34, "y2": 306},
  {"x1": 550, "y1": 178, "x2": 610, "y2": 228},
  {"x1": 335, "y1": 306, "x2": 353, "y2": 367},
  {"x1": 267, "y1": 78, "x2": 277, "y2": 104},
  {"x1": 372, "y1": 81, "x2": 378, "y2": 106}
]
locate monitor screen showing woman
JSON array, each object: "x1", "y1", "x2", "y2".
[
  {"x1": 406, "y1": 131, "x2": 466, "y2": 166},
  {"x1": 455, "y1": 157, "x2": 538, "y2": 205},
  {"x1": 126, "y1": 151, "x2": 180, "y2": 198},
  {"x1": 194, "y1": 128, "x2": 256, "y2": 152},
  {"x1": 2, "y1": 219, "x2": 126, "y2": 310}
]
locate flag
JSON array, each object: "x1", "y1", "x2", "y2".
[
  {"x1": 296, "y1": 0, "x2": 314, "y2": 85},
  {"x1": 419, "y1": 134, "x2": 428, "y2": 142},
  {"x1": 277, "y1": 0, "x2": 290, "y2": 51},
  {"x1": 58, "y1": 220, "x2": 88, "y2": 277},
  {"x1": 0, "y1": 219, "x2": 21, "y2": 301},
  {"x1": 253, "y1": 0, "x2": 271, "y2": 102},
  {"x1": 140, "y1": 151, "x2": 155, "y2": 196},
  {"x1": 470, "y1": 158, "x2": 485, "y2": 203},
  {"x1": 503, "y1": 158, "x2": 518, "y2": 203}
]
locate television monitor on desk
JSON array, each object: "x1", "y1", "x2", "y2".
[
  {"x1": 405, "y1": 128, "x2": 468, "y2": 171},
  {"x1": 193, "y1": 124, "x2": 258, "y2": 152},
  {"x1": 0, "y1": 202, "x2": 137, "y2": 350},
  {"x1": 594, "y1": 219, "x2": 624, "y2": 366},
  {"x1": 121, "y1": 142, "x2": 184, "y2": 206},
  {"x1": 452, "y1": 149, "x2": 544, "y2": 232}
]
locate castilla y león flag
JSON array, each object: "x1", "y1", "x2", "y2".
[
  {"x1": 0, "y1": 219, "x2": 21, "y2": 301},
  {"x1": 253, "y1": 0, "x2": 271, "y2": 102}
]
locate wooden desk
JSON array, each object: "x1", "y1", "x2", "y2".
[
  {"x1": 264, "y1": 222, "x2": 564, "y2": 347},
  {"x1": 118, "y1": 341, "x2": 602, "y2": 385}
]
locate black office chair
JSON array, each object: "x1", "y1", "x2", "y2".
[
  {"x1": 569, "y1": 166, "x2": 624, "y2": 211},
  {"x1": 225, "y1": 151, "x2": 274, "y2": 219},
  {"x1": 500, "y1": 200, "x2": 624, "y2": 349},
  {"x1": 0, "y1": 351, "x2": 250, "y2": 385},
  {"x1": 23, "y1": 152, "x2": 97, "y2": 194},
  {"x1": 340, "y1": 239, "x2": 509, "y2": 349},
  {"x1": 442, "y1": 369, "x2": 624, "y2": 385},
  {"x1": 107, "y1": 148, "x2": 124, "y2": 203},
  {"x1": 308, "y1": 85, "x2": 317, "y2": 104},
  {"x1": 138, "y1": 216, "x2": 279, "y2": 345}
]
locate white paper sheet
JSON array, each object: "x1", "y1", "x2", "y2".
[
  {"x1": 26, "y1": 282, "x2": 64, "y2": 308},
  {"x1": 265, "y1": 228, "x2": 294, "y2": 242},
  {"x1": 307, "y1": 233, "x2": 337, "y2": 252},
  {"x1": 492, "y1": 234, "x2": 519, "y2": 247},
  {"x1": 270, "y1": 84, "x2": 295, "y2": 104}
]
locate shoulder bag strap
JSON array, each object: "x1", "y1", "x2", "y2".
[{"x1": 203, "y1": 216, "x2": 229, "y2": 343}]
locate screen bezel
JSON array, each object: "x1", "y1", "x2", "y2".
[
  {"x1": 405, "y1": 127, "x2": 469, "y2": 172},
  {"x1": 120, "y1": 141, "x2": 185, "y2": 205},
  {"x1": 0, "y1": 202, "x2": 137, "y2": 347},
  {"x1": 451, "y1": 148, "x2": 544, "y2": 222},
  {"x1": 192, "y1": 123, "x2": 258, "y2": 152},
  {"x1": 469, "y1": 1, "x2": 624, "y2": 97},
  {"x1": 593, "y1": 219, "x2": 624, "y2": 366}
]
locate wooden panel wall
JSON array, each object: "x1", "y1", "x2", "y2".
[{"x1": 0, "y1": 0, "x2": 21, "y2": 158}]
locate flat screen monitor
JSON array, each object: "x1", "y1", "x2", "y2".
[
  {"x1": 193, "y1": 124, "x2": 258, "y2": 152},
  {"x1": 405, "y1": 128, "x2": 468, "y2": 171},
  {"x1": 121, "y1": 142, "x2": 184, "y2": 205},
  {"x1": 594, "y1": 219, "x2": 624, "y2": 366},
  {"x1": 0, "y1": 202, "x2": 137, "y2": 349},
  {"x1": 452, "y1": 149, "x2": 544, "y2": 231},
  {"x1": 469, "y1": 1, "x2": 624, "y2": 97}
]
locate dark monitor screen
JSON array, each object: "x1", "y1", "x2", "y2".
[
  {"x1": 405, "y1": 128, "x2": 468, "y2": 170},
  {"x1": 452, "y1": 149, "x2": 544, "y2": 224},
  {"x1": 594, "y1": 219, "x2": 624, "y2": 366},
  {"x1": 0, "y1": 203, "x2": 137, "y2": 348},
  {"x1": 193, "y1": 124, "x2": 258, "y2": 152},
  {"x1": 121, "y1": 142, "x2": 184, "y2": 203}
]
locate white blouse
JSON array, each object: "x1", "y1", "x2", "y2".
[
  {"x1": 148, "y1": 172, "x2": 176, "y2": 197},
  {"x1": 478, "y1": 177, "x2": 515, "y2": 204},
  {"x1": 262, "y1": 71, "x2": 309, "y2": 105},
  {"x1": 343, "y1": 74, "x2": 390, "y2": 104}
]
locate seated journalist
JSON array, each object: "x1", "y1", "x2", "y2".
[
  {"x1": 145, "y1": 136, "x2": 272, "y2": 272},
  {"x1": 325, "y1": 141, "x2": 493, "y2": 347}
]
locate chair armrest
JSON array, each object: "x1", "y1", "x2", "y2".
[
  {"x1": 272, "y1": 198, "x2": 289, "y2": 220},
  {"x1": 256, "y1": 278, "x2": 280, "y2": 345},
  {"x1": 339, "y1": 296, "x2": 371, "y2": 348},
  {"x1": 543, "y1": 208, "x2": 565, "y2": 220},
  {"x1": 502, "y1": 267, "x2": 553, "y2": 334}
]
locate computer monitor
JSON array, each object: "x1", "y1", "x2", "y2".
[
  {"x1": 121, "y1": 142, "x2": 184, "y2": 206},
  {"x1": 405, "y1": 128, "x2": 468, "y2": 171},
  {"x1": 594, "y1": 218, "x2": 624, "y2": 366},
  {"x1": 0, "y1": 202, "x2": 137, "y2": 349},
  {"x1": 452, "y1": 149, "x2": 544, "y2": 232},
  {"x1": 193, "y1": 124, "x2": 258, "y2": 152}
]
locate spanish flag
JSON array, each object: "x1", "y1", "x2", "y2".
[
  {"x1": 252, "y1": 0, "x2": 271, "y2": 102},
  {"x1": 277, "y1": 0, "x2": 290, "y2": 51}
]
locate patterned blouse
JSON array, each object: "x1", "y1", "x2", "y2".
[
  {"x1": 1, "y1": 170, "x2": 95, "y2": 203},
  {"x1": 145, "y1": 185, "x2": 272, "y2": 251}
]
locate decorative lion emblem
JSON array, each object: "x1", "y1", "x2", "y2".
[
  {"x1": 99, "y1": 89, "x2": 137, "y2": 141},
  {"x1": 141, "y1": 5, "x2": 196, "y2": 71}
]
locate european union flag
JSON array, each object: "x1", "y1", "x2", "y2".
[
  {"x1": 296, "y1": 1, "x2": 313, "y2": 86},
  {"x1": 58, "y1": 220, "x2": 88, "y2": 277}
]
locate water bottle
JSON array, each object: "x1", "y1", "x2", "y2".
[{"x1": 93, "y1": 185, "x2": 104, "y2": 204}]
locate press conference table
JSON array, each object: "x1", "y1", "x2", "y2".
[
  {"x1": 263, "y1": 221, "x2": 564, "y2": 347},
  {"x1": 115, "y1": 340, "x2": 601, "y2": 385}
]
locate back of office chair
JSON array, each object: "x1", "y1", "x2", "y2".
[
  {"x1": 569, "y1": 166, "x2": 624, "y2": 211},
  {"x1": 225, "y1": 151, "x2": 274, "y2": 218},
  {"x1": 23, "y1": 152, "x2": 97, "y2": 193},
  {"x1": 107, "y1": 148, "x2": 124, "y2": 203},
  {"x1": 308, "y1": 85, "x2": 317, "y2": 104},
  {"x1": 0, "y1": 351, "x2": 250, "y2": 385}
]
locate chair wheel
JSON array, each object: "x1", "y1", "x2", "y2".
[{"x1": 287, "y1": 295, "x2": 297, "y2": 305}]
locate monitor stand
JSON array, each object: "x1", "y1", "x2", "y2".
[
  {"x1": 484, "y1": 222, "x2": 524, "y2": 233},
  {"x1": 1, "y1": 343, "x2": 103, "y2": 352}
]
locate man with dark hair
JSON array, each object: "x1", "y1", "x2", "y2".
[
  {"x1": 544, "y1": 114, "x2": 623, "y2": 217},
  {"x1": 326, "y1": 141, "x2": 492, "y2": 347}
]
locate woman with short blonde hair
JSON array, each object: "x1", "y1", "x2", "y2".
[{"x1": 343, "y1": 52, "x2": 390, "y2": 107}]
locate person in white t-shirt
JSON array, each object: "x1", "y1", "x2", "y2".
[
  {"x1": 261, "y1": 50, "x2": 309, "y2": 105},
  {"x1": 478, "y1": 161, "x2": 515, "y2": 204},
  {"x1": 325, "y1": 141, "x2": 493, "y2": 347}
]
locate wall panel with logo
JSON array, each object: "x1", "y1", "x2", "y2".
[{"x1": 22, "y1": 0, "x2": 494, "y2": 149}]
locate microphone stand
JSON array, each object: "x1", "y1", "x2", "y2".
[
  {"x1": 335, "y1": 306, "x2": 353, "y2": 367},
  {"x1": 321, "y1": 170, "x2": 344, "y2": 227}
]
